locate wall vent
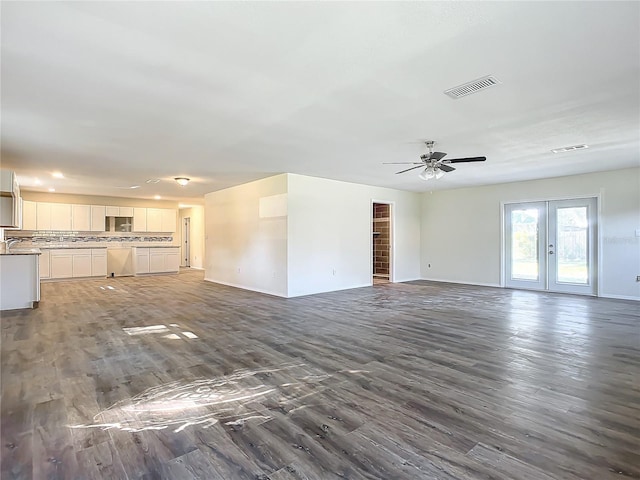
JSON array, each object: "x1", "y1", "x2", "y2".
[
  {"x1": 444, "y1": 75, "x2": 500, "y2": 99},
  {"x1": 551, "y1": 144, "x2": 589, "y2": 153}
]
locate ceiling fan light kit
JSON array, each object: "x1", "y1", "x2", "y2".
[{"x1": 384, "y1": 140, "x2": 486, "y2": 181}]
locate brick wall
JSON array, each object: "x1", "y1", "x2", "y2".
[{"x1": 373, "y1": 203, "x2": 390, "y2": 276}]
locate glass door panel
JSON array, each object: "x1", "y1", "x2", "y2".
[{"x1": 505, "y1": 198, "x2": 597, "y2": 295}]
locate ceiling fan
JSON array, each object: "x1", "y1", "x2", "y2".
[{"x1": 385, "y1": 141, "x2": 486, "y2": 180}]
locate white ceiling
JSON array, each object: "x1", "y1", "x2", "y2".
[{"x1": 1, "y1": 1, "x2": 639, "y2": 203}]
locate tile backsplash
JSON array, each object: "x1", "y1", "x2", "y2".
[{"x1": 6, "y1": 231, "x2": 173, "y2": 244}]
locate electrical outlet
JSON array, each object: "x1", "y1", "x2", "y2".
[
  {"x1": 332, "y1": 269, "x2": 336, "y2": 276},
  {"x1": 636, "y1": 275, "x2": 640, "y2": 282}
]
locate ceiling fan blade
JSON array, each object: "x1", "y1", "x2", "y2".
[
  {"x1": 447, "y1": 156, "x2": 486, "y2": 163},
  {"x1": 429, "y1": 151, "x2": 447, "y2": 161},
  {"x1": 383, "y1": 162, "x2": 423, "y2": 165},
  {"x1": 395, "y1": 165, "x2": 425, "y2": 174},
  {"x1": 438, "y1": 164, "x2": 455, "y2": 173}
]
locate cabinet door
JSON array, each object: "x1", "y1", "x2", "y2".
[
  {"x1": 50, "y1": 254, "x2": 73, "y2": 278},
  {"x1": 165, "y1": 251, "x2": 180, "y2": 272},
  {"x1": 22, "y1": 200, "x2": 37, "y2": 230},
  {"x1": 36, "y1": 202, "x2": 52, "y2": 230},
  {"x1": 161, "y1": 209, "x2": 177, "y2": 233},
  {"x1": 135, "y1": 249, "x2": 150, "y2": 274},
  {"x1": 149, "y1": 252, "x2": 165, "y2": 273},
  {"x1": 146, "y1": 208, "x2": 162, "y2": 232},
  {"x1": 39, "y1": 250, "x2": 50, "y2": 279},
  {"x1": 133, "y1": 208, "x2": 147, "y2": 232},
  {"x1": 72, "y1": 253, "x2": 92, "y2": 277},
  {"x1": 91, "y1": 205, "x2": 106, "y2": 232},
  {"x1": 51, "y1": 203, "x2": 72, "y2": 231},
  {"x1": 72, "y1": 205, "x2": 92, "y2": 231},
  {"x1": 91, "y1": 251, "x2": 107, "y2": 277},
  {"x1": 119, "y1": 206, "x2": 134, "y2": 217},
  {"x1": 105, "y1": 206, "x2": 119, "y2": 216}
]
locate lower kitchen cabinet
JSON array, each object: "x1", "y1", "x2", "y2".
[
  {"x1": 139, "y1": 247, "x2": 179, "y2": 274},
  {"x1": 50, "y1": 251, "x2": 73, "y2": 278},
  {"x1": 46, "y1": 248, "x2": 108, "y2": 279},
  {"x1": 91, "y1": 249, "x2": 107, "y2": 277},
  {"x1": 135, "y1": 248, "x2": 150, "y2": 274},
  {"x1": 39, "y1": 250, "x2": 50, "y2": 279}
]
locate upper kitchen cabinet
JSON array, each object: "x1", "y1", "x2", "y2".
[
  {"x1": 146, "y1": 208, "x2": 162, "y2": 232},
  {"x1": 106, "y1": 206, "x2": 134, "y2": 217},
  {"x1": 161, "y1": 208, "x2": 177, "y2": 233},
  {"x1": 133, "y1": 208, "x2": 147, "y2": 232},
  {"x1": 137, "y1": 208, "x2": 176, "y2": 232},
  {"x1": 51, "y1": 203, "x2": 72, "y2": 231},
  {"x1": 22, "y1": 200, "x2": 37, "y2": 230},
  {"x1": 72, "y1": 205, "x2": 92, "y2": 231},
  {"x1": 0, "y1": 170, "x2": 21, "y2": 228},
  {"x1": 36, "y1": 202, "x2": 52, "y2": 230},
  {"x1": 91, "y1": 205, "x2": 106, "y2": 231}
]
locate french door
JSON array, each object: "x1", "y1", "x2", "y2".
[{"x1": 505, "y1": 198, "x2": 597, "y2": 295}]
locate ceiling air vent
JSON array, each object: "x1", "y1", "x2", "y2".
[
  {"x1": 444, "y1": 75, "x2": 500, "y2": 99},
  {"x1": 551, "y1": 144, "x2": 589, "y2": 153}
]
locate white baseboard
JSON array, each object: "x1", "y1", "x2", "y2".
[
  {"x1": 203, "y1": 278, "x2": 287, "y2": 298},
  {"x1": 599, "y1": 293, "x2": 640, "y2": 301},
  {"x1": 419, "y1": 277, "x2": 501, "y2": 288}
]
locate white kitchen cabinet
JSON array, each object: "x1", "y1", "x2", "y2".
[
  {"x1": 165, "y1": 250, "x2": 180, "y2": 272},
  {"x1": 149, "y1": 250, "x2": 165, "y2": 273},
  {"x1": 39, "y1": 250, "x2": 50, "y2": 279},
  {"x1": 72, "y1": 251, "x2": 92, "y2": 277},
  {"x1": 135, "y1": 248, "x2": 150, "y2": 274},
  {"x1": 105, "y1": 206, "x2": 119, "y2": 216},
  {"x1": 133, "y1": 208, "x2": 147, "y2": 232},
  {"x1": 22, "y1": 200, "x2": 37, "y2": 230},
  {"x1": 142, "y1": 247, "x2": 179, "y2": 274},
  {"x1": 72, "y1": 204, "x2": 92, "y2": 231},
  {"x1": 91, "y1": 249, "x2": 107, "y2": 277},
  {"x1": 50, "y1": 251, "x2": 73, "y2": 278},
  {"x1": 146, "y1": 208, "x2": 162, "y2": 232},
  {"x1": 106, "y1": 206, "x2": 134, "y2": 217},
  {"x1": 119, "y1": 206, "x2": 133, "y2": 217},
  {"x1": 161, "y1": 209, "x2": 177, "y2": 233},
  {"x1": 91, "y1": 205, "x2": 106, "y2": 232},
  {"x1": 51, "y1": 203, "x2": 72, "y2": 231},
  {"x1": 36, "y1": 202, "x2": 52, "y2": 230}
]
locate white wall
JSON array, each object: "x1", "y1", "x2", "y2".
[
  {"x1": 287, "y1": 174, "x2": 422, "y2": 297},
  {"x1": 179, "y1": 206, "x2": 205, "y2": 269},
  {"x1": 204, "y1": 174, "x2": 288, "y2": 297},
  {"x1": 421, "y1": 168, "x2": 640, "y2": 300}
]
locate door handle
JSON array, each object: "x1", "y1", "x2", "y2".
[{"x1": 549, "y1": 251, "x2": 554, "y2": 254}]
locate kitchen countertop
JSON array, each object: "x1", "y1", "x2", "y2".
[
  {"x1": 1, "y1": 248, "x2": 42, "y2": 255},
  {"x1": 36, "y1": 245, "x2": 107, "y2": 249}
]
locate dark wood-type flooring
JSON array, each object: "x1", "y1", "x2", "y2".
[{"x1": 1, "y1": 269, "x2": 639, "y2": 479}]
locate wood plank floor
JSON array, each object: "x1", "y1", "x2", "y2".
[{"x1": 1, "y1": 269, "x2": 639, "y2": 479}]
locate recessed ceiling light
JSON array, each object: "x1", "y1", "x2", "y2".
[
  {"x1": 551, "y1": 144, "x2": 589, "y2": 153},
  {"x1": 146, "y1": 178, "x2": 160, "y2": 184},
  {"x1": 130, "y1": 185, "x2": 140, "y2": 189},
  {"x1": 34, "y1": 178, "x2": 42, "y2": 186},
  {"x1": 154, "y1": 195, "x2": 161, "y2": 200},
  {"x1": 52, "y1": 172, "x2": 64, "y2": 179},
  {"x1": 48, "y1": 188, "x2": 56, "y2": 192}
]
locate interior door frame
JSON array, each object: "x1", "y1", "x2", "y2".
[
  {"x1": 370, "y1": 199, "x2": 395, "y2": 284},
  {"x1": 500, "y1": 192, "x2": 602, "y2": 296}
]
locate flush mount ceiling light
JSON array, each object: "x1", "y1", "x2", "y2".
[
  {"x1": 48, "y1": 188, "x2": 56, "y2": 192},
  {"x1": 174, "y1": 177, "x2": 190, "y2": 186},
  {"x1": 52, "y1": 171, "x2": 64, "y2": 179},
  {"x1": 154, "y1": 195, "x2": 161, "y2": 200},
  {"x1": 551, "y1": 144, "x2": 589, "y2": 153}
]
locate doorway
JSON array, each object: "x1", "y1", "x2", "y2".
[
  {"x1": 372, "y1": 202, "x2": 393, "y2": 284},
  {"x1": 183, "y1": 217, "x2": 190, "y2": 268},
  {"x1": 504, "y1": 197, "x2": 597, "y2": 295}
]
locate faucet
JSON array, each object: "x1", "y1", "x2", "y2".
[{"x1": 6, "y1": 238, "x2": 21, "y2": 249}]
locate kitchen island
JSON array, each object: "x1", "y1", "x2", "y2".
[{"x1": 0, "y1": 248, "x2": 40, "y2": 310}]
